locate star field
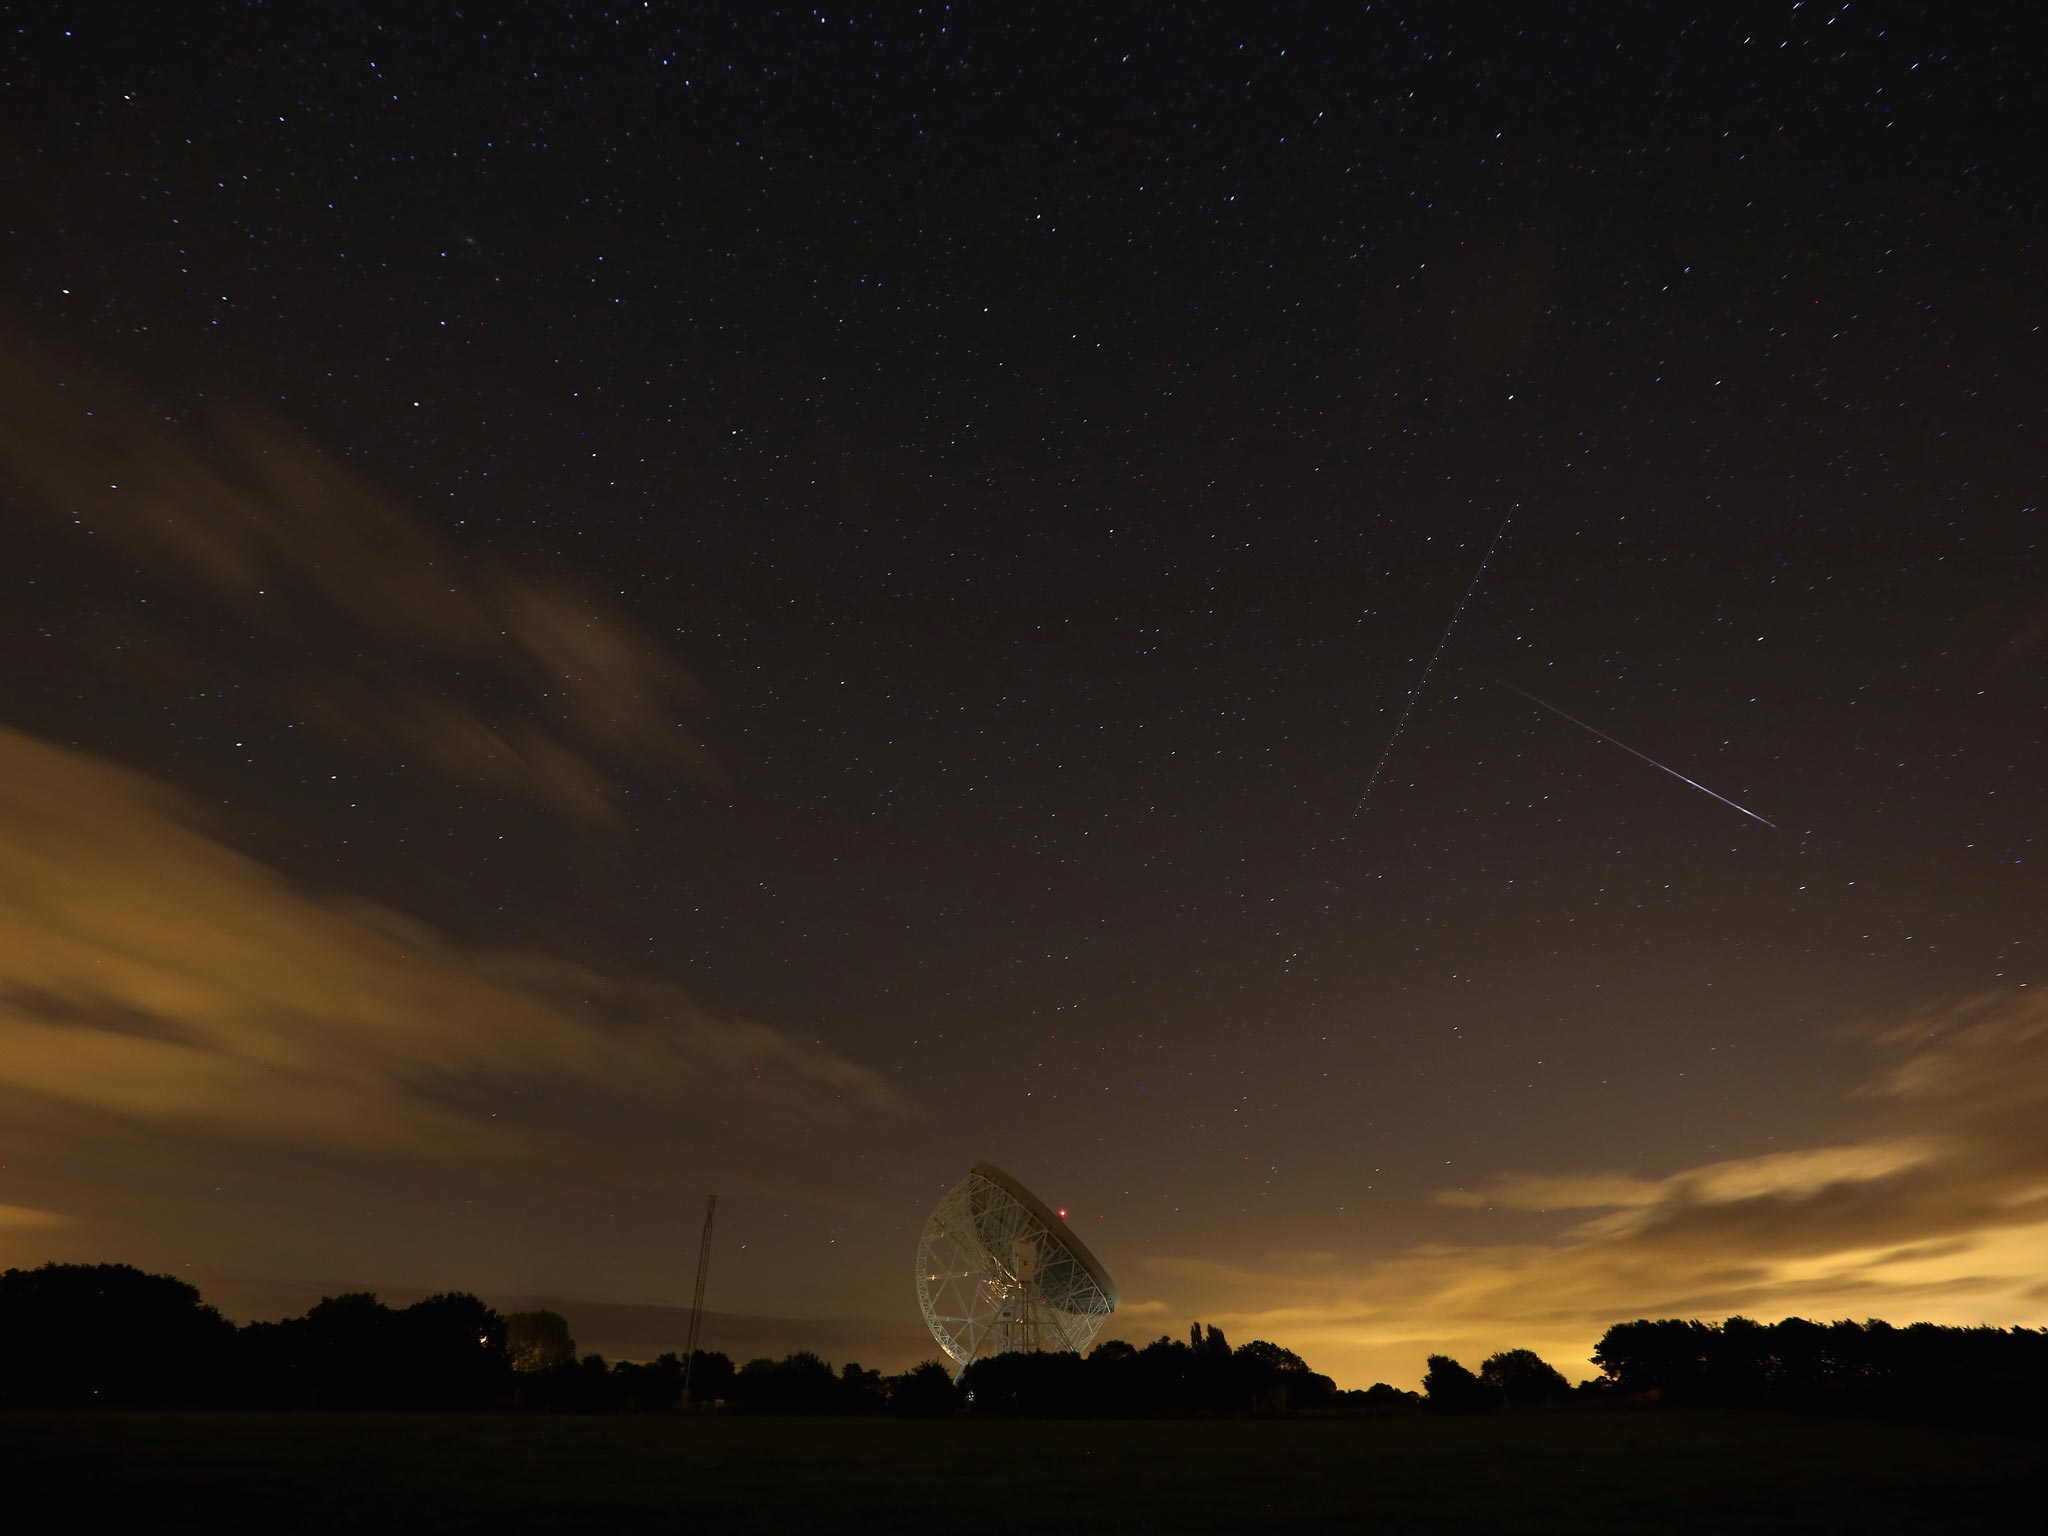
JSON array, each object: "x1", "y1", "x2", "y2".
[{"x1": 0, "y1": 3, "x2": 2041, "y2": 1384}]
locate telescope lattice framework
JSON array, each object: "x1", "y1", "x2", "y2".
[{"x1": 914, "y1": 1162, "x2": 1118, "y2": 1371}]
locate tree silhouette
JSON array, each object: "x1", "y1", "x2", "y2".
[
  {"x1": 285, "y1": 1291, "x2": 399, "y2": 1409},
  {"x1": 887, "y1": 1360, "x2": 962, "y2": 1416},
  {"x1": 961, "y1": 1347, "x2": 1090, "y2": 1415},
  {"x1": 685, "y1": 1348, "x2": 734, "y2": 1402},
  {"x1": 396, "y1": 1293, "x2": 509, "y2": 1409},
  {"x1": 1422, "y1": 1354, "x2": 1491, "y2": 1414},
  {"x1": 610, "y1": 1352, "x2": 685, "y2": 1411},
  {"x1": 1234, "y1": 1339, "x2": 1337, "y2": 1412},
  {"x1": 1478, "y1": 1348, "x2": 1571, "y2": 1408},
  {"x1": 838, "y1": 1360, "x2": 886, "y2": 1413},
  {"x1": 1235, "y1": 1339, "x2": 1310, "y2": 1375},
  {"x1": 505, "y1": 1310, "x2": 576, "y2": 1373},
  {"x1": 0, "y1": 1262, "x2": 233, "y2": 1408},
  {"x1": 732, "y1": 1349, "x2": 839, "y2": 1413}
]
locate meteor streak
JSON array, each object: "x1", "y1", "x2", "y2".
[
  {"x1": 1354, "y1": 509, "x2": 1515, "y2": 814},
  {"x1": 1500, "y1": 681, "x2": 1778, "y2": 829}
]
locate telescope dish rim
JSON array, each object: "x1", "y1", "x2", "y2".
[{"x1": 970, "y1": 1160, "x2": 1119, "y2": 1309}]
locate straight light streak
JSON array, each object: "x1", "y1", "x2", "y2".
[
  {"x1": 1500, "y1": 681, "x2": 1779, "y2": 830},
  {"x1": 1355, "y1": 510, "x2": 1515, "y2": 814}
]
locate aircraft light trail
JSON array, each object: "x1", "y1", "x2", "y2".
[
  {"x1": 1354, "y1": 509, "x2": 1515, "y2": 814},
  {"x1": 1500, "y1": 680, "x2": 1779, "y2": 830}
]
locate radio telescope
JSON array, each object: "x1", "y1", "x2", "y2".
[{"x1": 914, "y1": 1162, "x2": 1118, "y2": 1372}]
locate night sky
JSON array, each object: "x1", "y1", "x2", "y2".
[{"x1": 3, "y1": 4, "x2": 2042, "y2": 1387}]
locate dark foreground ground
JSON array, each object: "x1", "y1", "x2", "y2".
[{"x1": 3, "y1": 1408, "x2": 2042, "y2": 1533}]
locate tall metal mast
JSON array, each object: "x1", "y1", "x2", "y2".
[{"x1": 681, "y1": 1194, "x2": 717, "y2": 1403}]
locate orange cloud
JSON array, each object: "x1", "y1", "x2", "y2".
[
  {"x1": 0, "y1": 727, "x2": 902, "y2": 1158},
  {"x1": 0, "y1": 1205, "x2": 72, "y2": 1232},
  {"x1": 1442, "y1": 1139, "x2": 1943, "y2": 1232}
]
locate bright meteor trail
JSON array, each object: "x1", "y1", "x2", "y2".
[{"x1": 1500, "y1": 681, "x2": 1780, "y2": 830}]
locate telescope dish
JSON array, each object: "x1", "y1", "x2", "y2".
[{"x1": 914, "y1": 1161, "x2": 1118, "y2": 1372}]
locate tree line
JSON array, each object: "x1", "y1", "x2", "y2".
[
  {"x1": 5, "y1": 1263, "x2": 2040, "y2": 1420},
  {"x1": 0, "y1": 1262, "x2": 953, "y2": 1413},
  {"x1": 1584, "y1": 1315, "x2": 2048, "y2": 1420},
  {"x1": 962, "y1": 1322, "x2": 1366, "y2": 1416}
]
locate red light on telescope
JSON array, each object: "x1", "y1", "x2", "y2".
[{"x1": 1057, "y1": 1207, "x2": 1069, "y2": 1219}]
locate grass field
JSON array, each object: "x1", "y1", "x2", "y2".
[{"x1": 4, "y1": 1408, "x2": 2042, "y2": 1532}]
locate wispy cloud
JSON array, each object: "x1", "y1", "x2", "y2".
[
  {"x1": 0, "y1": 331, "x2": 716, "y2": 823},
  {"x1": 0, "y1": 727, "x2": 902, "y2": 1157},
  {"x1": 0, "y1": 1205, "x2": 73, "y2": 1232}
]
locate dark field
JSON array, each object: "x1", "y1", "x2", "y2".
[{"x1": 4, "y1": 1409, "x2": 2041, "y2": 1533}]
